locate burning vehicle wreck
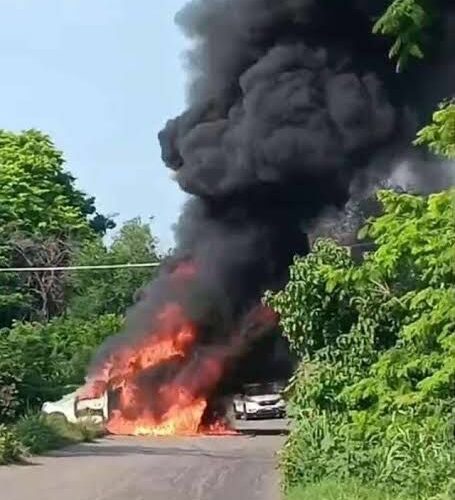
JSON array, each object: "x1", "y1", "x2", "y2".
[
  {"x1": 41, "y1": 391, "x2": 108, "y2": 425},
  {"x1": 41, "y1": 312, "x2": 292, "y2": 431},
  {"x1": 75, "y1": 289, "x2": 290, "y2": 436}
]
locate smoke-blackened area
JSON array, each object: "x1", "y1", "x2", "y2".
[{"x1": 83, "y1": 0, "x2": 454, "y2": 435}]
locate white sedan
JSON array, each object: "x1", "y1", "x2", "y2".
[{"x1": 233, "y1": 382, "x2": 286, "y2": 420}]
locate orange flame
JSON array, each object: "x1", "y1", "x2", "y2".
[
  {"x1": 107, "y1": 389, "x2": 208, "y2": 437},
  {"x1": 82, "y1": 299, "x2": 234, "y2": 436},
  {"x1": 83, "y1": 303, "x2": 196, "y2": 393}
]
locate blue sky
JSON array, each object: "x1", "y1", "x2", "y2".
[{"x1": 0, "y1": 0, "x2": 190, "y2": 250}]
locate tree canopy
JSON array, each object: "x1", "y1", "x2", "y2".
[
  {"x1": 0, "y1": 130, "x2": 113, "y2": 239},
  {"x1": 0, "y1": 130, "x2": 160, "y2": 326},
  {"x1": 0, "y1": 130, "x2": 118, "y2": 325}
]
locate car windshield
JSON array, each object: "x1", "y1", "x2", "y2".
[{"x1": 243, "y1": 382, "x2": 283, "y2": 396}]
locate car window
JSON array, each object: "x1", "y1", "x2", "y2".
[
  {"x1": 243, "y1": 383, "x2": 284, "y2": 396},
  {"x1": 244, "y1": 385, "x2": 263, "y2": 396}
]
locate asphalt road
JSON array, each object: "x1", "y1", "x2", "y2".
[{"x1": 0, "y1": 419, "x2": 289, "y2": 500}]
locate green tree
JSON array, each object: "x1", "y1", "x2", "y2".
[
  {"x1": 0, "y1": 130, "x2": 111, "y2": 238},
  {"x1": 0, "y1": 130, "x2": 114, "y2": 326},
  {"x1": 275, "y1": 10, "x2": 455, "y2": 488},
  {"x1": 68, "y1": 218, "x2": 160, "y2": 319}
]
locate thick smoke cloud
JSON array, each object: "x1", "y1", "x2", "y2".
[
  {"x1": 161, "y1": 0, "x2": 409, "y2": 201},
  {"x1": 88, "y1": 0, "x2": 454, "y2": 418},
  {"x1": 160, "y1": 0, "x2": 453, "y2": 301}
]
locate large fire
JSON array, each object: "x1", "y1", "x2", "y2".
[
  {"x1": 103, "y1": 348, "x2": 234, "y2": 436},
  {"x1": 79, "y1": 260, "x2": 277, "y2": 437},
  {"x1": 108, "y1": 388, "x2": 208, "y2": 437},
  {"x1": 80, "y1": 262, "x2": 240, "y2": 437}
]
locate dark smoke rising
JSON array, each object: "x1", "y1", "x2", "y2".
[{"x1": 88, "y1": 0, "x2": 454, "y2": 422}]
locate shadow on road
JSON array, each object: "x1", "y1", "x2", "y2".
[
  {"x1": 48, "y1": 441, "x2": 280, "y2": 462},
  {"x1": 239, "y1": 428, "x2": 289, "y2": 437},
  {"x1": 50, "y1": 445, "x2": 245, "y2": 460},
  {"x1": 234, "y1": 417, "x2": 291, "y2": 437}
]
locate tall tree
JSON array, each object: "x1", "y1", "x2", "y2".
[{"x1": 0, "y1": 130, "x2": 114, "y2": 326}]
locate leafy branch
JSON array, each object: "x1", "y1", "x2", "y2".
[
  {"x1": 414, "y1": 100, "x2": 455, "y2": 159},
  {"x1": 373, "y1": 0, "x2": 432, "y2": 72}
]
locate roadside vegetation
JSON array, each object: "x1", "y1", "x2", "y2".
[
  {"x1": 266, "y1": 188, "x2": 454, "y2": 499},
  {"x1": 265, "y1": 2, "x2": 455, "y2": 498},
  {"x1": 0, "y1": 130, "x2": 162, "y2": 463}
]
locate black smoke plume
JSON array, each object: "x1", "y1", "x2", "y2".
[{"x1": 86, "y1": 0, "x2": 454, "y2": 426}]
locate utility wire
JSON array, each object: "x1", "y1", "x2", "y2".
[
  {"x1": 0, "y1": 262, "x2": 161, "y2": 273},
  {"x1": 0, "y1": 244, "x2": 372, "y2": 273}
]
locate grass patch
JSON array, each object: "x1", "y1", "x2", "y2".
[
  {"x1": 14, "y1": 413, "x2": 104, "y2": 455},
  {"x1": 287, "y1": 479, "x2": 455, "y2": 500},
  {"x1": 0, "y1": 413, "x2": 105, "y2": 464},
  {"x1": 287, "y1": 480, "x2": 406, "y2": 500}
]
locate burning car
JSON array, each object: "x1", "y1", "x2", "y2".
[
  {"x1": 41, "y1": 390, "x2": 108, "y2": 425},
  {"x1": 233, "y1": 382, "x2": 286, "y2": 420}
]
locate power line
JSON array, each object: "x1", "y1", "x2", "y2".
[
  {"x1": 0, "y1": 244, "x2": 374, "y2": 273},
  {"x1": 0, "y1": 262, "x2": 161, "y2": 273}
]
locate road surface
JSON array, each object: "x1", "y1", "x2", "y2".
[{"x1": 0, "y1": 419, "x2": 288, "y2": 500}]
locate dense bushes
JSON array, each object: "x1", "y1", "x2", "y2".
[
  {"x1": 281, "y1": 410, "x2": 454, "y2": 498},
  {"x1": 266, "y1": 189, "x2": 455, "y2": 499},
  {"x1": 0, "y1": 314, "x2": 122, "y2": 422}
]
